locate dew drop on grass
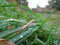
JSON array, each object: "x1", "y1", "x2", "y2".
[{"x1": 20, "y1": 35, "x2": 23, "y2": 38}]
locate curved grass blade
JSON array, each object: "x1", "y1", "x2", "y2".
[
  {"x1": 0, "y1": 27, "x2": 23, "y2": 38},
  {"x1": 9, "y1": 26, "x2": 39, "y2": 44},
  {"x1": 0, "y1": 23, "x2": 9, "y2": 29}
]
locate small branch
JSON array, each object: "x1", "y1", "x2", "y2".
[
  {"x1": 21, "y1": 19, "x2": 35, "y2": 29},
  {"x1": 13, "y1": 19, "x2": 35, "y2": 35},
  {"x1": 17, "y1": 19, "x2": 35, "y2": 32}
]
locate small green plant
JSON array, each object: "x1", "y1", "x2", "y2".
[{"x1": 0, "y1": 0, "x2": 60, "y2": 45}]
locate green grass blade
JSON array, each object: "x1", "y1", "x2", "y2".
[{"x1": 9, "y1": 26, "x2": 39, "y2": 44}]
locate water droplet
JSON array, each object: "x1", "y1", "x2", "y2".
[{"x1": 20, "y1": 35, "x2": 23, "y2": 38}]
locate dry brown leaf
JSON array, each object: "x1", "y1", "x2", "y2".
[{"x1": 0, "y1": 39, "x2": 16, "y2": 45}]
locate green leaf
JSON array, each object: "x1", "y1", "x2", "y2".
[
  {"x1": 0, "y1": 23, "x2": 9, "y2": 29},
  {"x1": 9, "y1": 26, "x2": 39, "y2": 44},
  {"x1": 0, "y1": 27, "x2": 22, "y2": 38}
]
